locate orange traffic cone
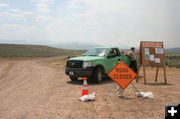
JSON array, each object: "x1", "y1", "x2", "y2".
[{"x1": 82, "y1": 77, "x2": 89, "y2": 96}]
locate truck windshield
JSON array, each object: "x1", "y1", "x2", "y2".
[{"x1": 83, "y1": 48, "x2": 108, "y2": 56}]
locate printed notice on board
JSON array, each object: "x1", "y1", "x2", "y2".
[
  {"x1": 150, "y1": 55, "x2": 154, "y2": 61},
  {"x1": 145, "y1": 48, "x2": 149, "y2": 60},
  {"x1": 155, "y1": 48, "x2": 163, "y2": 54},
  {"x1": 155, "y1": 58, "x2": 160, "y2": 63}
]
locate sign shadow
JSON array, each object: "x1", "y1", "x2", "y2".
[
  {"x1": 146, "y1": 82, "x2": 174, "y2": 86},
  {"x1": 118, "y1": 96, "x2": 133, "y2": 100}
]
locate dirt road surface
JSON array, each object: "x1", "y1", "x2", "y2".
[{"x1": 0, "y1": 57, "x2": 179, "y2": 119}]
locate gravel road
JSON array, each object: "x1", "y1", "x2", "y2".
[{"x1": 0, "y1": 57, "x2": 179, "y2": 119}]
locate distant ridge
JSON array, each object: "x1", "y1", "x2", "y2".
[
  {"x1": 164, "y1": 47, "x2": 180, "y2": 53},
  {"x1": 0, "y1": 44, "x2": 82, "y2": 57},
  {"x1": 52, "y1": 42, "x2": 102, "y2": 50},
  {"x1": 0, "y1": 43, "x2": 179, "y2": 57}
]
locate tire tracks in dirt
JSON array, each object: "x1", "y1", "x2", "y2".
[{"x1": 0, "y1": 62, "x2": 14, "y2": 80}]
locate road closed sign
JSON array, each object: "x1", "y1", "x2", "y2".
[{"x1": 108, "y1": 61, "x2": 137, "y2": 89}]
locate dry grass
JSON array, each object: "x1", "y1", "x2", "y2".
[
  {"x1": 0, "y1": 44, "x2": 83, "y2": 57},
  {"x1": 165, "y1": 53, "x2": 180, "y2": 68}
]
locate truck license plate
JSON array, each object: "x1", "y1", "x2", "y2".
[{"x1": 69, "y1": 71, "x2": 74, "y2": 75}]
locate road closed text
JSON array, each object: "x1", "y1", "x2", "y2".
[
  {"x1": 116, "y1": 68, "x2": 129, "y2": 72},
  {"x1": 108, "y1": 62, "x2": 137, "y2": 89},
  {"x1": 113, "y1": 68, "x2": 132, "y2": 79},
  {"x1": 113, "y1": 74, "x2": 132, "y2": 79}
]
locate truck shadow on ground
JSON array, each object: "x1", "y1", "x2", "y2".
[{"x1": 67, "y1": 78, "x2": 113, "y2": 85}]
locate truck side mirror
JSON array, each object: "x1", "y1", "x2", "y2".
[{"x1": 107, "y1": 54, "x2": 116, "y2": 58}]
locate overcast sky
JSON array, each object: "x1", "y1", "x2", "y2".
[{"x1": 0, "y1": 0, "x2": 179, "y2": 48}]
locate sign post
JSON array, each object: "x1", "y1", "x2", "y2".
[
  {"x1": 130, "y1": 82, "x2": 140, "y2": 94},
  {"x1": 104, "y1": 82, "x2": 116, "y2": 101}
]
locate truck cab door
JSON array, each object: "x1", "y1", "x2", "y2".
[
  {"x1": 113, "y1": 48, "x2": 122, "y2": 64},
  {"x1": 105, "y1": 48, "x2": 121, "y2": 73}
]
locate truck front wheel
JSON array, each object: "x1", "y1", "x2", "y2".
[
  {"x1": 69, "y1": 76, "x2": 78, "y2": 81},
  {"x1": 93, "y1": 67, "x2": 103, "y2": 83}
]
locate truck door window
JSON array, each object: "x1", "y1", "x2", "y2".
[
  {"x1": 108, "y1": 48, "x2": 121, "y2": 57},
  {"x1": 108, "y1": 49, "x2": 115, "y2": 55},
  {"x1": 115, "y1": 48, "x2": 121, "y2": 56},
  {"x1": 108, "y1": 48, "x2": 118, "y2": 56}
]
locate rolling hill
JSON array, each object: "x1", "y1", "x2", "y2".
[
  {"x1": 164, "y1": 47, "x2": 180, "y2": 53},
  {"x1": 0, "y1": 44, "x2": 84, "y2": 57}
]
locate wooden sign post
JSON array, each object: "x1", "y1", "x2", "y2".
[{"x1": 137, "y1": 41, "x2": 167, "y2": 84}]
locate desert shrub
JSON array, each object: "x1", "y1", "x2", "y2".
[
  {"x1": 176, "y1": 65, "x2": 180, "y2": 68},
  {"x1": 165, "y1": 54, "x2": 180, "y2": 68}
]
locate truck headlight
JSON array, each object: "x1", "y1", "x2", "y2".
[{"x1": 83, "y1": 62, "x2": 92, "y2": 69}]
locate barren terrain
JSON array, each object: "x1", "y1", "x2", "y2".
[{"x1": 0, "y1": 57, "x2": 179, "y2": 119}]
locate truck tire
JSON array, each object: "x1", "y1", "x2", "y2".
[
  {"x1": 69, "y1": 76, "x2": 78, "y2": 81},
  {"x1": 93, "y1": 67, "x2": 103, "y2": 83}
]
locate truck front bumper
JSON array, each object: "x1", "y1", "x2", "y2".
[{"x1": 65, "y1": 67, "x2": 93, "y2": 77}]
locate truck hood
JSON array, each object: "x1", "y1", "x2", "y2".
[{"x1": 68, "y1": 56, "x2": 104, "y2": 61}]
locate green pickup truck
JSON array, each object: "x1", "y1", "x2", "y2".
[{"x1": 65, "y1": 47, "x2": 131, "y2": 82}]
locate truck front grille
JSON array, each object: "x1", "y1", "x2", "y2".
[{"x1": 66, "y1": 60, "x2": 83, "y2": 68}]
